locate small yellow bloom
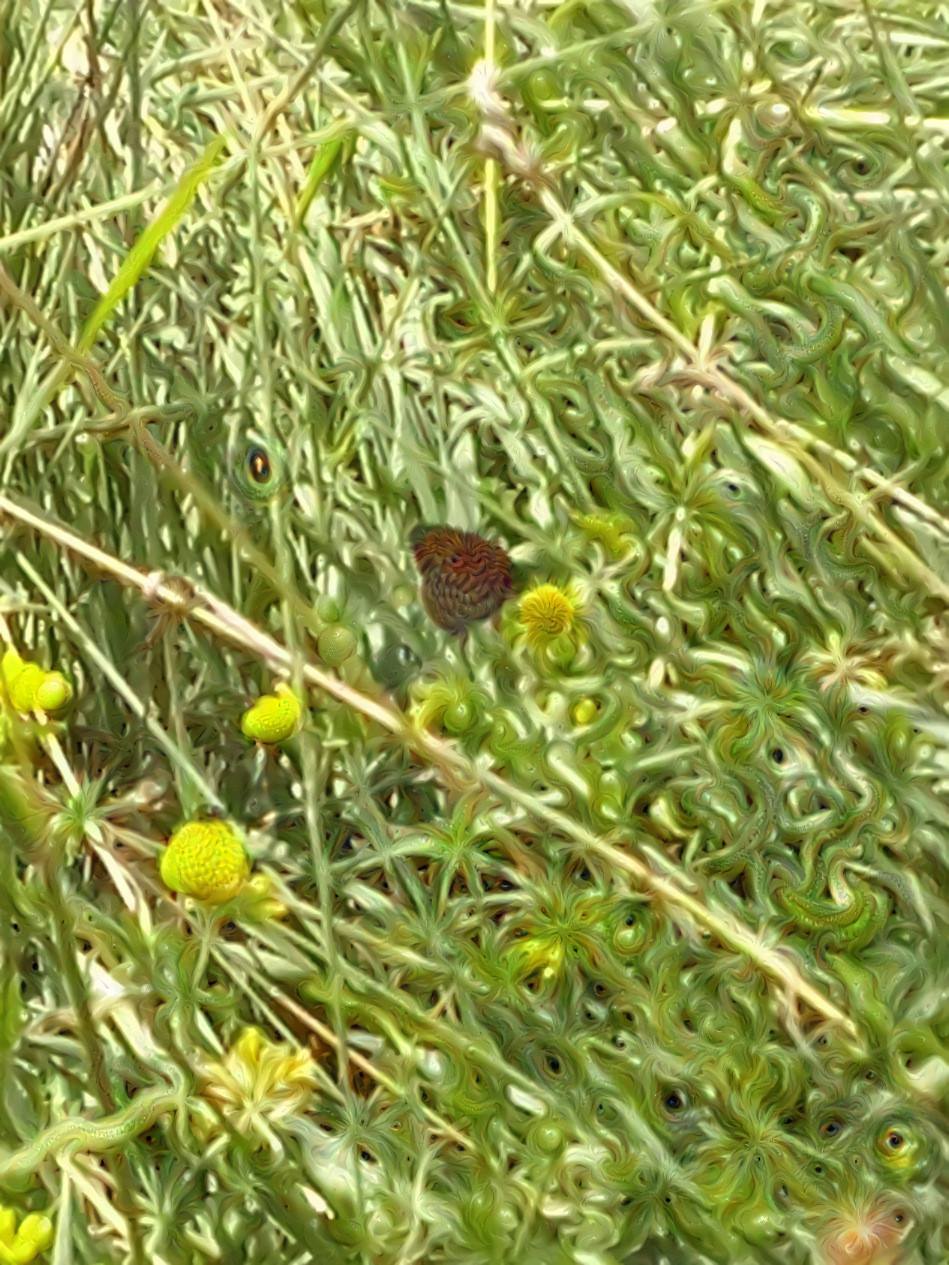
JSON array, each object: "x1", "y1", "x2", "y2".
[
  {"x1": 160, "y1": 820, "x2": 250, "y2": 904},
  {"x1": 7, "y1": 663, "x2": 47, "y2": 713},
  {"x1": 1, "y1": 647, "x2": 26, "y2": 692},
  {"x1": 0, "y1": 1205, "x2": 54, "y2": 1265},
  {"x1": 518, "y1": 583, "x2": 583, "y2": 652},
  {"x1": 240, "y1": 683, "x2": 303, "y2": 744},
  {"x1": 196, "y1": 1027, "x2": 318, "y2": 1149},
  {"x1": 35, "y1": 672, "x2": 73, "y2": 713},
  {"x1": 2, "y1": 648, "x2": 73, "y2": 715},
  {"x1": 571, "y1": 697, "x2": 599, "y2": 727}
]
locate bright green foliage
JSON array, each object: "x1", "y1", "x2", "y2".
[
  {"x1": 0, "y1": 0, "x2": 948, "y2": 1262},
  {"x1": 413, "y1": 673, "x2": 490, "y2": 738}
]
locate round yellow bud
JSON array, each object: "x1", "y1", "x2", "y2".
[
  {"x1": 240, "y1": 684, "x2": 302, "y2": 744},
  {"x1": 1, "y1": 647, "x2": 25, "y2": 690},
  {"x1": 14, "y1": 1212, "x2": 55, "y2": 1254},
  {"x1": 518, "y1": 584, "x2": 582, "y2": 653},
  {"x1": 160, "y1": 820, "x2": 250, "y2": 904},
  {"x1": 571, "y1": 698, "x2": 598, "y2": 727},
  {"x1": 35, "y1": 672, "x2": 73, "y2": 713},
  {"x1": 0, "y1": 1207, "x2": 15, "y2": 1243},
  {"x1": 8, "y1": 664, "x2": 47, "y2": 714}
]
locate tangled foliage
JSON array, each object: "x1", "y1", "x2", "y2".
[{"x1": 0, "y1": 0, "x2": 948, "y2": 1262}]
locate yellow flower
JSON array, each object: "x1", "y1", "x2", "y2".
[
  {"x1": 518, "y1": 583, "x2": 583, "y2": 652},
  {"x1": 2, "y1": 647, "x2": 73, "y2": 715},
  {"x1": 7, "y1": 663, "x2": 47, "y2": 713},
  {"x1": 196, "y1": 1027, "x2": 318, "y2": 1149},
  {"x1": 35, "y1": 672, "x2": 73, "y2": 713},
  {"x1": 0, "y1": 1206, "x2": 54, "y2": 1265},
  {"x1": 240, "y1": 683, "x2": 303, "y2": 743},
  {"x1": 160, "y1": 820, "x2": 250, "y2": 904},
  {"x1": 230, "y1": 873, "x2": 288, "y2": 923}
]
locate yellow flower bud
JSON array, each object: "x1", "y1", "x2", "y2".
[
  {"x1": 518, "y1": 583, "x2": 584, "y2": 653},
  {"x1": 13, "y1": 1213, "x2": 54, "y2": 1257},
  {"x1": 35, "y1": 672, "x2": 73, "y2": 713},
  {"x1": 160, "y1": 820, "x2": 250, "y2": 904},
  {"x1": 571, "y1": 698, "x2": 598, "y2": 727},
  {"x1": 0, "y1": 1208, "x2": 54, "y2": 1264},
  {"x1": 0, "y1": 1208, "x2": 15, "y2": 1244},
  {"x1": 1, "y1": 648, "x2": 25, "y2": 691},
  {"x1": 240, "y1": 684, "x2": 302, "y2": 744},
  {"x1": 2, "y1": 649, "x2": 74, "y2": 716},
  {"x1": 7, "y1": 664, "x2": 47, "y2": 714}
]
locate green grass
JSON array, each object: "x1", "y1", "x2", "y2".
[{"x1": 1, "y1": 0, "x2": 948, "y2": 1261}]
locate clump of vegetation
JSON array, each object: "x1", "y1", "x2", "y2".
[{"x1": 0, "y1": 0, "x2": 948, "y2": 1262}]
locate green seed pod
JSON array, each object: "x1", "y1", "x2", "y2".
[
  {"x1": 415, "y1": 675, "x2": 486, "y2": 736},
  {"x1": 522, "y1": 68, "x2": 561, "y2": 123},
  {"x1": 240, "y1": 684, "x2": 303, "y2": 744},
  {"x1": 592, "y1": 769, "x2": 625, "y2": 823},
  {"x1": 35, "y1": 672, "x2": 73, "y2": 713},
  {"x1": 373, "y1": 641, "x2": 421, "y2": 690},
  {"x1": 442, "y1": 699, "x2": 476, "y2": 735},
  {"x1": 231, "y1": 435, "x2": 288, "y2": 502},
  {"x1": 317, "y1": 625, "x2": 357, "y2": 667},
  {"x1": 160, "y1": 820, "x2": 250, "y2": 904},
  {"x1": 316, "y1": 596, "x2": 341, "y2": 623},
  {"x1": 527, "y1": 1118, "x2": 566, "y2": 1155},
  {"x1": 612, "y1": 909, "x2": 643, "y2": 954}
]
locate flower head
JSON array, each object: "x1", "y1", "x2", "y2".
[
  {"x1": 412, "y1": 527, "x2": 512, "y2": 634},
  {"x1": 240, "y1": 683, "x2": 303, "y2": 743},
  {"x1": 196, "y1": 1027, "x2": 318, "y2": 1150},
  {"x1": 6, "y1": 662, "x2": 47, "y2": 713},
  {"x1": 820, "y1": 1197, "x2": 912, "y2": 1265},
  {"x1": 0, "y1": 1206, "x2": 54, "y2": 1264},
  {"x1": 2, "y1": 648, "x2": 73, "y2": 715},
  {"x1": 160, "y1": 820, "x2": 250, "y2": 904},
  {"x1": 518, "y1": 583, "x2": 583, "y2": 652}
]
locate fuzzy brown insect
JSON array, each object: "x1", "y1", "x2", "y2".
[{"x1": 411, "y1": 527, "x2": 512, "y2": 636}]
